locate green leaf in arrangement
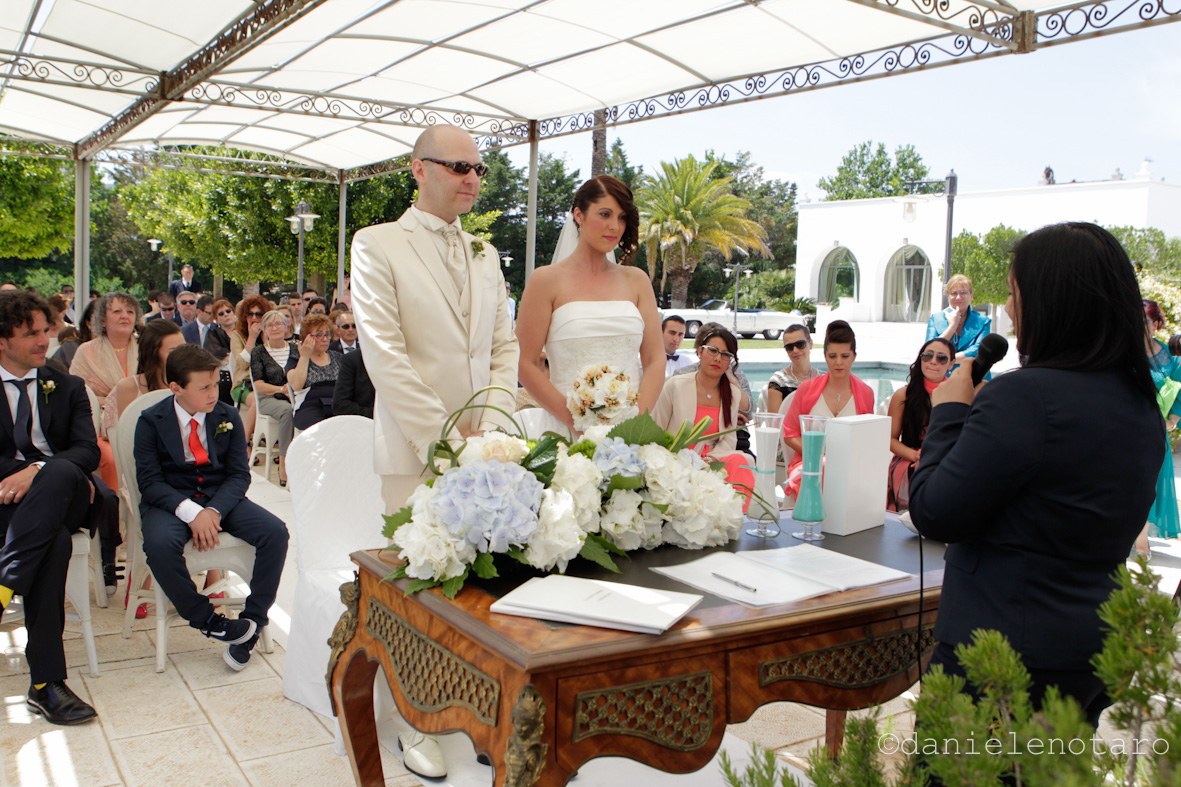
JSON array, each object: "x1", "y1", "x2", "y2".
[
  {"x1": 506, "y1": 547, "x2": 530, "y2": 565},
  {"x1": 709, "y1": 460, "x2": 726, "y2": 473},
  {"x1": 440, "y1": 572, "x2": 468, "y2": 599},
  {"x1": 404, "y1": 578, "x2": 441, "y2": 596},
  {"x1": 568, "y1": 439, "x2": 596, "y2": 458},
  {"x1": 381, "y1": 507, "x2": 413, "y2": 539},
  {"x1": 579, "y1": 533, "x2": 624, "y2": 572},
  {"x1": 608, "y1": 413, "x2": 669, "y2": 446},
  {"x1": 607, "y1": 474, "x2": 644, "y2": 492},
  {"x1": 523, "y1": 434, "x2": 564, "y2": 481},
  {"x1": 472, "y1": 552, "x2": 499, "y2": 579}
]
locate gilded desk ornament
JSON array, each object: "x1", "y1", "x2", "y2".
[
  {"x1": 366, "y1": 597, "x2": 500, "y2": 724},
  {"x1": 760, "y1": 624, "x2": 935, "y2": 689},
  {"x1": 573, "y1": 671, "x2": 713, "y2": 750},
  {"x1": 504, "y1": 684, "x2": 548, "y2": 787},
  {"x1": 325, "y1": 576, "x2": 361, "y2": 716}
]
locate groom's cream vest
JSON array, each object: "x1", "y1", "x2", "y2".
[{"x1": 351, "y1": 209, "x2": 519, "y2": 476}]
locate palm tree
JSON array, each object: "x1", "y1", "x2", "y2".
[{"x1": 636, "y1": 157, "x2": 769, "y2": 308}]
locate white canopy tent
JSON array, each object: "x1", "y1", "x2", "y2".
[{"x1": 2, "y1": 0, "x2": 1176, "y2": 294}]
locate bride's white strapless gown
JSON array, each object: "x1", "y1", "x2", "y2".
[{"x1": 531, "y1": 300, "x2": 644, "y2": 437}]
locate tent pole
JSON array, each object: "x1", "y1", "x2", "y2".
[
  {"x1": 525, "y1": 120, "x2": 539, "y2": 281},
  {"x1": 337, "y1": 175, "x2": 348, "y2": 301},
  {"x1": 74, "y1": 158, "x2": 90, "y2": 308}
]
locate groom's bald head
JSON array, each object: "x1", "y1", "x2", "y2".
[
  {"x1": 413, "y1": 125, "x2": 475, "y2": 161},
  {"x1": 411, "y1": 125, "x2": 483, "y2": 223}
]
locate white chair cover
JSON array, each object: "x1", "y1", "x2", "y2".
[
  {"x1": 283, "y1": 415, "x2": 384, "y2": 718},
  {"x1": 515, "y1": 407, "x2": 550, "y2": 440}
]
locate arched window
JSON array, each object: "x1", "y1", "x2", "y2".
[
  {"x1": 882, "y1": 245, "x2": 932, "y2": 322},
  {"x1": 818, "y1": 246, "x2": 859, "y2": 304}
]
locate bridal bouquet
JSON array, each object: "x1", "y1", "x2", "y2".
[
  {"x1": 382, "y1": 390, "x2": 745, "y2": 598},
  {"x1": 567, "y1": 363, "x2": 639, "y2": 431}
]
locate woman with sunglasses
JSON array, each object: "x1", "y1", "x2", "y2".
[
  {"x1": 781, "y1": 320, "x2": 876, "y2": 504},
  {"x1": 886, "y1": 338, "x2": 954, "y2": 512},
  {"x1": 767, "y1": 323, "x2": 820, "y2": 414},
  {"x1": 653, "y1": 325, "x2": 754, "y2": 504},
  {"x1": 1141, "y1": 298, "x2": 1181, "y2": 546},
  {"x1": 232, "y1": 296, "x2": 273, "y2": 446}
]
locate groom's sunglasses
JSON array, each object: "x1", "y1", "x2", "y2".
[{"x1": 421, "y1": 157, "x2": 489, "y2": 178}]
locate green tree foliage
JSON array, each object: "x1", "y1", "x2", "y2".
[
  {"x1": 817, "y1": 141, "x2": 936, "y2": 201},
  {"x1": 0, "y1": 152, "x2": 74, "y2": 258},
  {"x1": 950, "y1": 224, "x2": 1026, "y2": 306},
  {"x1": 1109, "y1": 225, "x2": 1181, "y2": 281},
  {"x1": 705, "y1": 150, "x2": 798, "y2": 269},
  {"x1": 637, "y1": 156, "x2": 768, "y2": 308},
  {"x1": 605, "y1": 139, "x2": 643, "y2": 191}
]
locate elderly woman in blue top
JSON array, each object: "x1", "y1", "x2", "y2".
[{"x1": 926, "y1": 273, "x2": 991, "y2": 373}]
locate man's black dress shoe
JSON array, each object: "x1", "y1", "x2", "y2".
[{"x1": 27, "y1": 681, "x2": 98, "y2": 725}]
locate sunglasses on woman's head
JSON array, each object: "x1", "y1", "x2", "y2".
[
  {"x1": 921, "y1": 351, "x2": 952, "y2": 364},
  {"x1": 421, "y1": 157, "x2": 489, "y2": 178},
  {"x1": 784, "y1": 340, "x2": 808, "y2": 352},
  {"x1": 701, "y1": 345, "x2": 736, "y2": 363}
]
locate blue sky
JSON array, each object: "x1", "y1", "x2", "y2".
[{"x1": 507, "y1": 23, "x2": 1180, "y2": 201}]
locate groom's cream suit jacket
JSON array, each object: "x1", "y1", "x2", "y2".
[{"x1": 351, "y1": 208, "x2": 519, "y2": 476}]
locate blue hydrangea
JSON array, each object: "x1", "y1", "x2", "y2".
[
  {"x1": 593, "y1": 437, "x2": 646, "y2": 486},
  {"x1": 430, "y1": 460, "x2": 544, "y2": 553}
]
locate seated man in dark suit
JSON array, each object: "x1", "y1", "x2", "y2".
[
  {"x1": 0, "y1": 291, "x2": 112, "y2": 725},
  {"x1": 333, "y1": 348, "x2": 374, "y2": 419},
  {"x1": 327, "y1": 311, "x2": 359, "y2": 355},
  {"x1": 134, "y1": 345, "x2": 288, "y2": 671}
]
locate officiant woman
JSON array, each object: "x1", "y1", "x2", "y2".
[{"x1": 909, "y1": 222, "x2": 1162, "y2": 727}]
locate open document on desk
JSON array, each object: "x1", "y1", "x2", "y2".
[
  {"x1": 652, "y1": 546, "x2": 912, "y2": 608},
  {"x1": 490, "y1": 575, "x2": 704, "y2": 634}
]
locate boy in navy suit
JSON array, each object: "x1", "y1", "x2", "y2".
[{"x1": 135, "y1": 345, "x2": 288, "y2": 670}]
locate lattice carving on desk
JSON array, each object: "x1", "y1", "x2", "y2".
[
  {"x1": 366, "y1": 598, "x2": 500, "y2": 724},
  {"x1": 572, "y1": 671, "x2": 713, "y2": 750},
  {"x1": 760, "y1": 625, "x2": 935, "y2": 689}
]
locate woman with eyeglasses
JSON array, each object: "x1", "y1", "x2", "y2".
[
  {"x1": 251, "y1": 310, "x2": 297, "y2": 486},
  {"x1": 1141, "y1": 298, "x2": 1180, "y2": 545},
  {"x1": 231, "y1": 296, "x2": 273, "y2": 445},
  {"x1": 285, "y1": 313, "x2": 344, "y2": 433},
  {"x1": 653, "y1": 324, "x2": 754, "y2": 505},
  {"x1": 885, "y1": 338, "x2": 954, "y2": 512},
  {"x1": 767, "y1": 323, "x2": 821, "y2": 414},
  {"x1": 781, "y1": 320, "x2": 876, "y2": 504},
  {"x1": 926, "y1": 273, "x2": 991, "y2": 374}
]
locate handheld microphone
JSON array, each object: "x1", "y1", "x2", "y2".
[{"x1": 970, "y1": 333, "x2": 1009, "y2": 386}]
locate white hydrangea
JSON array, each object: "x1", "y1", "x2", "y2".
[
  {"x1": 458, "y1": 431, "x2": 530, "y2": 466},
  {"x1": 392, "y1": 484, "x2": 478, "y2": 580},
  {"x1": 525, "y1": 488, "x2": 585, "y2": 572},
  {"x1": 663, "y1": 467, "x2": 745, "y2": 549},
  {"x1": 581, "y1": 424, "x2": 613, "y2": 444},
  {"x1": 598, "y1": 489, "x2": 647, "y2": 551},
  {"x1": 550, "y1": 447, "x2": 603, "y2": 533}
]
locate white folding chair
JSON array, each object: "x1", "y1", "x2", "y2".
[
  {"x1": 248, "y1": 368, "x2": 281, "y2": 473},
  {"x1": 283, "y1": 415, "x2": 384, "y2": 717},
  {"x1": 65, "y1": 531, "x2": 101, "y2": 675},
  {"x1": 114, "y1": 390, "x2": 272, "y2": 672}
]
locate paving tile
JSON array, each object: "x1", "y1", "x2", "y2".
[
  {"x1": 145, "y1": 622, "x2": 223, "y2": 656},
  {"x1": 81, "y1": 661, "x2": 207, "y2": 740},
  {"x1": 239, "y1": 742, "x2": 369, "y2": 787},
  {"x1": 0, "y1": 668, "x2": 121, "y2": 787},
  {"x1": 64, "y1": 631, "x2": 156, "y2": 672},
  {"x1": 728, "y1": 701, "x2": 829, "y2": 753},
  {"x1": 110, "y1": 725, "x2": 248, "y2": 787},
  {"x1": 259, "y1": 642, "x2": 285, "y2": 678},
  {"x1": 171, "y1": 646, "x2": 276, "y2": 692},
  {"x1": 193, "y1": 676, "x2": 331, "y2": 760}
]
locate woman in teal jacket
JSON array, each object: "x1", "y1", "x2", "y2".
[
  {"x1": 1145, "y1": 299, "x2": 1180, "y2": 540},
  {"x1": 926, "y1": 273, "x2": 991, "y2": 375}
]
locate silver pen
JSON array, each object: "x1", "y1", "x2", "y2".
[{"x1": 711, "y1": 572, "x2": 757, "y2": 593}]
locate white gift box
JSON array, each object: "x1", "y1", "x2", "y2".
[{"x1": 821, "y1": 413, "x2": 891, "y2": 536}]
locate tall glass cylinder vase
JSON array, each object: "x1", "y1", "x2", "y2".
[
  {"x1": 746, "y1": 412, "x2": 785, "y2": 538},
  {"x1": 792, "y1": 414, "x2": 829, "y2": 541}
]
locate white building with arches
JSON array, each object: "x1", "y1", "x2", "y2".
[{"x1": 795, "y1": 168, "x2": 1181, "y2": 325}]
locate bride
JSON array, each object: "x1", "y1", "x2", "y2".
[{"x1": 516, "y1": 175, "x2": 664, "y2": 434}]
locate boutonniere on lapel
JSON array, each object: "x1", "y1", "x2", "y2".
[
  {"x1": 214, "y1": 421, "x2": 234, "y2": 437},
  {"x1": 470, "y1": 239, "x2": 486, "y2": 257},
  {"x1": 39, "y1": 380, "x2": 55, "y2": 403}
]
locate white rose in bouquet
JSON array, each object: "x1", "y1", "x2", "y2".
[
  {"x1": 526, "y1": 488, "x2": 585, "y2": 572},
  {"x1": 392, "y1": 485, "x2": 478, "y2": 580},
  {"x1": 550, "y1": 447, "x2": 603, "y2": 533},
  {"x1": 458, "y1": 431, "x2": 530, "y2": 466}
]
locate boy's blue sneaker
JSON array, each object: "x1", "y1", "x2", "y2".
[{"x1": 198, "y1": 613, "x2": 256, "y2": 645}]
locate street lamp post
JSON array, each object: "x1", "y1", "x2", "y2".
[
  {"x1": 723, "y1": 249, "x2": 752, "y2": 336},
  {"x1": 286, "y1": 200, "x2": 320, "y2": 295},
  {"x1": 147, "y1": 238, "x2": 173, "y2": 288},
  {"x1": 904, "y1": 170, "x2": 958, "y2": 309}
]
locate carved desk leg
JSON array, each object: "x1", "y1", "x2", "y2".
[{"x1": 327, "y1": 578, "x2": 386, "y2": 787}]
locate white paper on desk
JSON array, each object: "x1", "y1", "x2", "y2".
[
  {"x1": 742, "y1": 545, "x2": 911, "y2": 592},
  {"x1": 651, "y1": 552, "x2": 838, "y2": 608},
  {"x1": 490, "y1": 575, "x2": 702, "y2": 634}
]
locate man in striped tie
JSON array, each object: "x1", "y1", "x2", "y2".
[{"x1": 134, "y1": 345, "x2": 288, "y2": 672}]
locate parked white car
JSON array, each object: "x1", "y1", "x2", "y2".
[{"x1": 668, "y1": 300, "x2": 806, "y2": 340}]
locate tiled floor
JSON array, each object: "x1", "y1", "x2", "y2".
[{"x1": 3, "y1": 460, "x2": 1179, "y2": 787}]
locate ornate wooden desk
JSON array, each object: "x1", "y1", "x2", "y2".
[{"x1": 328, "y1": 518, "x2": 942, "y2": 787}]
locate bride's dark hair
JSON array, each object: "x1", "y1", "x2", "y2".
[{"x1": 571, "y1": 175, "x2": 639, "y2": 264}]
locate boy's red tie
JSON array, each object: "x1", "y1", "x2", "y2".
[{"x1": 189, "y1": 418, "x2": 210, "y2": 466}]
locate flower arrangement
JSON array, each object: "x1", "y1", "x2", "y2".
[
  {"x1": 567, "y1": 363, "x2": 639, "y2": 432},
  {"x1": 382, "y1": 389, "x2": 746, "y2": 597}
]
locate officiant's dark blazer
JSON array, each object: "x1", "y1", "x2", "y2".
[
  {"x1": 134, "y1": 397, "x2": 249, "y2": 520},
  {"x1": 181, "y1": 321, "x2": 231, "y2": 360},
  {"x1": 333, "y1": 348, "x2": 374, "y2": 419}
]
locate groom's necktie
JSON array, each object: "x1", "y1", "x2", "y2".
[
  {"x1": 7, "y1": 379, "x2": 46, "y2": 462},
  {"x1": 439, "y1": 224, "x2": 467, "y2": 294}
]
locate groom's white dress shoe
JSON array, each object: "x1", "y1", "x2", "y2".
[{"x1": 398, "y1": 730, "x2": 447, "y2": 778}]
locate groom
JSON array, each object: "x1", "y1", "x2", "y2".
[{"x1": 351, "y1": 124, "x2": 519, "y2": 778}]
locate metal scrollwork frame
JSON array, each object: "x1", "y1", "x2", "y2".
[
  {"x1": 572, "y1": 672, "x2": 714, "y2": 751},
  {"x1": 760, "y1": 625, "x2": 936, "y2": 690}
]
